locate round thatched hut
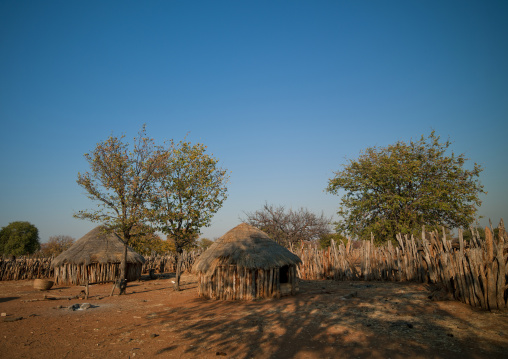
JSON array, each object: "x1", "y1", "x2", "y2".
[
  {"x1": 192, "y1": 223, "x2": 302, "y2": 300},
  {"x1": 52, "y1": 226, "x2": 145, "y2": 285}
]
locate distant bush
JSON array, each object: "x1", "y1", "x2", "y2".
[
  {"x1": 38, "y1": 235, "x2": 75, "y2": 257},
  {"x1": 198, "y1": 238, "x2": 214, "y2": 250},
  {"x1": 319, "y1": 232, "x2": 348, "y2": 249},
  {"x1": 462, "y1": 227, "x2": 500, "y2": 242},
  {"x1": 0, "y1": 221, "x2": 40, "y2": 256}
]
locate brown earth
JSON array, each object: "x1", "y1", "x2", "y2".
[{"x1": 1, "y1": 273, "x2": 507, "y2": 359}]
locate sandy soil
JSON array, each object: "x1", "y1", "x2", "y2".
[{"x1": 1, "y1": 273, "x2": 507, "y2": 359}]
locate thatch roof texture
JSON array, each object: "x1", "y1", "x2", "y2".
[
  {"x1": 192, "y1": 223, "x2": 301, "y2": 274},
  {"x1": 52, "y1": 226, "x2": 145, "y2": 267}
]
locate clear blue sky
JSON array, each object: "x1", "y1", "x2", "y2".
[{"x1": 1, "y1": 1, "x2": 507, "y2": 243}]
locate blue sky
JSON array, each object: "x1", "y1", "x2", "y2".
[{"x1": 1, "y1": 1, "x2": 507, "y2": 243}]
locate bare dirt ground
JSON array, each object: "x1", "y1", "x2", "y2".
[{"x1": 1, "y1": 274, "x2": 507, "y2": 359}]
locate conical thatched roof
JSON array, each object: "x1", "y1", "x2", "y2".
[
  {"x1": 52, "y1": 226, "x2": 145, "y2": 267},
  {"x1": 192, "y1": 223, "x2": 301, "y2": 274}
]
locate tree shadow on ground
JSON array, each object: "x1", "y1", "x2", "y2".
[
  {"x1": 139, "y1": 272, "x2": 176, "y2": 281},
  {"x1": 129, "y1": 272, "x2": 196, "y2": 295},
  {"x1": 0, "y1": 296, "x2": 19, "y2": 303},
  {"x1": 136, "y1": 279, "x2": 508, "y2": 359}
]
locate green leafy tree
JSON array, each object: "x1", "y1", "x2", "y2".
[
  {"x1": 198, "y1": 237, "x2": 214, "y2": 250},
  {"x1": 319, "y1": 232, "x2": 347, "y2": 249},
  {"x1": 150, "y1": 140, "x2": 229, "y2": 291},
  {"x1": 0, "y1": 221, "x2": 40, "y2": 256},
  {"x1": 39, "y1": 235, "x2": 74, "y2": 257},
  {"x1": 124, "y1": 223, "x2": 171, "y2": 256},
  {"x1": 75, "y1": 126, "x2": 167, "y2": 292},
  {"x1": 165, "y1": 232, "x2": 199, "y2": 253},
  {"x1": 462, "y1": 227, "x2": 485, "y2": 242},
  {"x1": 326, "y1": 131, "x2": 485, "y2": 243},
  {"x1": 462, "y1": 226, "x2": 501, "y2": 243}
]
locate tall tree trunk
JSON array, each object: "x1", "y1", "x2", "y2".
[
  {"x1": 119, "y1": 242, "x2": 128, "y2": 295},
  {"x1": 174, "y1": 248, "x2": 182, "y2": 291}
]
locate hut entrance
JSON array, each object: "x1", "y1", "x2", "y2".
[{"x1": 280, "y1": 265, "x2": 290, "y2": 284}]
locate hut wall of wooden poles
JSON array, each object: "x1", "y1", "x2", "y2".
[
  {"x1": 197, "y1": 264, "x2": 299, "y2": 300},
  {"x1": 53, "y1": 262, "x2": 142, "y2": 285}
]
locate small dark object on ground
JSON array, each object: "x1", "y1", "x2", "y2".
[
  {"x1": 149, "y1": 269, "x2": 158, "y2": 280},
  {"x1": 343, "y1": 291, "x2": 358, "y2": 299},
  {"x1": 67, "y1": 303, "x2": 97, "y2": 311}
]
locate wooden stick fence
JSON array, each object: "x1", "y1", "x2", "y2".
[
  {"x1": 0, "y1": 257, "x2": 54, "y2": 281},
  {"x1": 293, "y1": 223, "x2": 508, "y2": 310},
  {"x1": 2, "y1": 224, "x2": 506, "y2": 311},
  {"x1": 141, "y1": 249, "x2": 202, "y2": 275},
  {"x1": 0, "y1": 250, "x2": 203, "y2": 282}
]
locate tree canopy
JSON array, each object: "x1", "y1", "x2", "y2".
[
  {"x1": 150, "y1": 140, "x2": 229, "y2": 251},
  {"x1": 75, "y1": 126, "x2": 167, "y2": 243},
  {"x1": 326, "y1": 131, "x2": 485, "y2": 243},
  {"x1": 121, "y1": 223, "x2": 172, "y2": 256},
  {"x1": 243, "y1": 203, "x2": 332, "y2": 247},
  {"x1": 0, "y1": 221, "x2": 40, "y2": 256},
  {"x1": 318, "y1": 232, "x2": 348, "y2": 249},
  {"x1": 198, "y1": 237, "x2": 214, "y2": 250},
  {"x1": 75, "y1": 126, "x2": 169, "y2": 293}
]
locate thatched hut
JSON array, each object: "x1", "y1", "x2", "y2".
[
  {"x1": 52, "y1": 226, "x2": 145, "y2": 285},
  {"x1": 192, "y1": 223, "x2": 302, "y2": 300}
]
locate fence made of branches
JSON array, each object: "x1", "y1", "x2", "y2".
[
  {"x1": 142, "y1": 250, "x2": 202, "y2": 275},
  {"x1": 2, "y1": 225, "x2": 506, "y2": 311},
  {"x1": 293, "y1": 223, "x2": 508, "y2": 310},
  {"x1": 0, "y1": 257, "x2": 54, "y2": 281},
  {"x1": 0, "y1": 250, "x2": 203, "y2": 281}
]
